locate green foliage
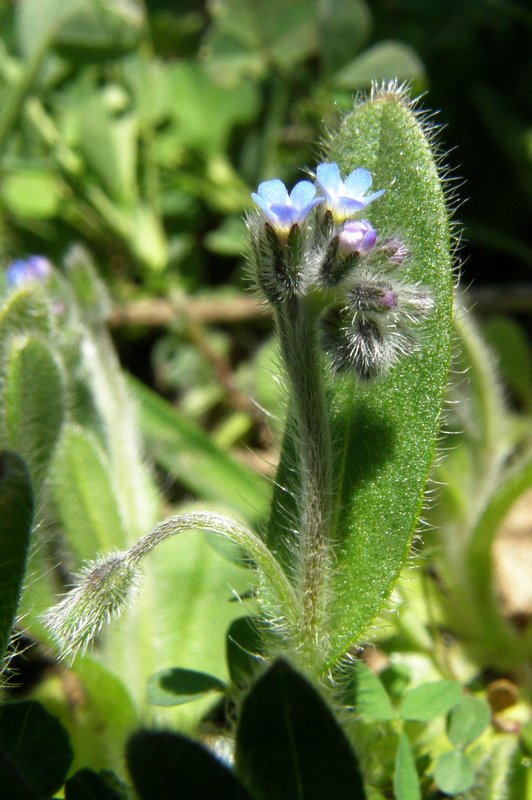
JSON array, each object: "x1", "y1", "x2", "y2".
[
  {"x1": 0, "y1": 700, "x2": 73, "y2": 799},
  {"x1": 226, "y1": 615, "x2": 264, "y2": 689},
  {"x1": 447, "y1": 696, "x2": 491, "y2": 750},
  {"x1": 2, "y1": 336, "x2": 65, "y2": 486},
  {"x1": 0, "y1": 451, "x2": 33, "y2": 664},
  {"x1": 351, "y1": 660, "x2": 398, "y2": 722},
  {"x1": 127, "y1": 730, "x2": 252, "y2": 800},
  {"x1": 51, "y1": 425, "x2": 129, "y2": 563},
  {"x1": 394, "y1": 732, "x2": 421, "y2": 800},
  {"x1": 236, "y1": 660, "x2": 366, "y2": 799},
  {"x1": 400, "y1": 681, "x2": 462, "y2": 722},
  {"x1": 130, "y1": 376, "x2": 268, "y2": 523},
  {"x1": 147, "y1": 668, "x2": 226, "y2": 707},
  {"x1": 64, "y1": 768, "x2": 130, "y2": 800},
  {"x1": 434, "y1": 750, "x2": 475, "y2": 796}
]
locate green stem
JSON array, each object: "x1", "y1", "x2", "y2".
[
  {"x1": 275, "y1": 297, "x2": 333, "y2": 663},
  {"x1": 127, "y1": 511, "x2": 299, "y2": 628}
]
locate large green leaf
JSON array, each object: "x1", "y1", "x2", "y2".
[
  {"x1": 0, "y1": 700, "x2": 73, "y2": 800},
  {"x1": 51, "y1": 425, "x2": 129, "y2": 563},
  {"x1": 0, "y1": 451, "x2": 33, "y2": 664},
  {"x1": 235, "y1": 659, "x2": 366, "y2": 800},
  {"x1": 268, "y1": 89, "x2": 454, "y2": 664},
  {"x1": 127, "y1": 730, "x2": 252, "y2": 800}
]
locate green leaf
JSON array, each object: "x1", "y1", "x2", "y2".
[
  {"x1": 351, "y1": 660, "x2": 398, "y2": 721},
  {"x1": 167, "y1": 62, "x2": 259, "y2": 151},
  {"x1": 50, "y1": 425, "x2": 129, "y2": 563},
  {"x1": 235, "y1": 659, "x2": 366, "y2": 799},
  {"x1": 2, "y1": 336, "x2": 65, "y2": 487},
  {"x1": 434, "y1": 750, "x2": 475, "y2": 796},
  {"x1": 1, "y1": 169, "x2": 63, "y2": 218},
  {"x1": 226, "y1": 615, "x2": 264, "y2": 689},
  {"x1": 147, "y1": 667, "x2": 226, "y2": 707},
  {"x1": 0, "y1": 286, "x2": 52, "y2": 340},
  {"x1": 15, "y1": 0, "x2": 81, "y2": 61},
  {"x1": 65, "y1": 768, "x2": 129, "y2": 800},
  {"x1": 333, "y1": 41, "x2": 425, "y2": 89},
  {"x1": 127, "y1": 730, "x2": 252, "y2": 800},
  {"x1": 64, "y1": 656, "x2": 138, "y2": 773},
  {"x1": 16, "y1": 0, "x2": 145, "y2": 63},
  {"x1": 79, "y1": 96, "x2": 138, "y2": 205},
  {"x1": 394, "y1": 732, "x2": 421, "y2": 800},
  {"x1": 53, "y1": 0, "x2": 145, "y2": 61},
  {"x1": 482, "y1": 316, "x2": 532, "y2": 408},
  {"x1": 203, "y1": 0, "x2": 318, "y2": 82},
  {"x1": 268, "y1": 88, "x2": 454, "y2": 662},
  {"x1": 0, "y1": 451, "x2": 33, "y2": 663},
  {"x1": 401, "y1": 680, "x2": 462, "y2": 722},
  {"x1": 447, "y1": 695, "x2": 491, "y2": 748},
  {"x1": 0, "y1": 700, "x2": 73, "y2": 800},
  {"x1": 129, "y1": 375, "x2": 268, "y2": 522},
  {"x1": 318, "y1": 0, "x2": 371, "y2": 76}
]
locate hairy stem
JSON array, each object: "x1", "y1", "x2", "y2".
[
  {"x1": 128, "y1": 512, "x2": 299, "y2": 628},
  {"x1": 275, "y1": 297, "x2": 333, "y2": 663}
]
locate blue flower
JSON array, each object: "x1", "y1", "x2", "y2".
[
  {"x1": 252, "y1": 179, "x2": 323, "y2": 233},
  {"x1": 7, "y1": 255, "x2": 52, "y2": 287},
  {"x1": 338, "y1": 220, "x2": 378, "y2": 256},
  {"x1": 316, "y1": 163, "x2": 384, "y2": 222}
]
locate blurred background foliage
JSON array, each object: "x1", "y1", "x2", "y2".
[{"x1": 0, "y1": 0, "x2": 530, "y2": 445}]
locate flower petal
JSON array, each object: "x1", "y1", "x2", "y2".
[
  {"x1": 362, "y1": 189, "x2": 386, "y2": 206},
  {"x1": 257, "y1": 179, "x2": 289, "y2": 205},
  {"x1": 316, "y1": 162, "x2": 342, "y2": 195},
  {"x1": 344, "y1": 167, "x2": 372, "y2": 197},
  {"x1": 289, "y1": 180, "x2": 317, "y2": 209},
  {"x1": 337, "y1": 197, "x2": 366, "y2": 215},
  {"x1": 270, "y1": 203, "x2": 300, "y2": 227}
]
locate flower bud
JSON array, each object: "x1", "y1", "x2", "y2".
[
  {"x1": 45, "y1": 553, "x2": 140, "y2": 660},
  {"x1": 338, "y1": 220, "x2": 378, "y2": 256}
]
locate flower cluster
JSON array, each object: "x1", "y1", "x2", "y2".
[{"x1": 248, "y1": 162, "x2": 433, "y2": 380}]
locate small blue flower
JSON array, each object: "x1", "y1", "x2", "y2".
[
  {"x1": 316, "y1": 163, "x2": 384, "y2": 222},
  {"x1": 252, "y1": 179, "x2": 323, "y2": 233},
  {"x1": 338, "y1": 220, "x2": 378, "y2": 256},
  {"x1": 6, "y1": 255, "x2": 52, "y2": 287}
]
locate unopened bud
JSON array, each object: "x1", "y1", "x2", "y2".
[{"x1": 45, "y1": 553, "x2": 140, "y2": 660}]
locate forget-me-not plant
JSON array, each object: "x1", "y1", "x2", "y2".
[{"x1": 45, "y1": 84, "x2": 454, "y2": 684}]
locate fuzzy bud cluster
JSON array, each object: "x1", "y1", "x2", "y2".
[{"x1": 248, "y1": 162, "x2": 433, "y2": 380}]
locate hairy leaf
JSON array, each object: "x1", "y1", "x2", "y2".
[
  {"x1": 0, "y1": 451, "x2": 33, "y2": 664},
  {"x1": 2, "y1": 335, "x2": 65, "y2": 488}
]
